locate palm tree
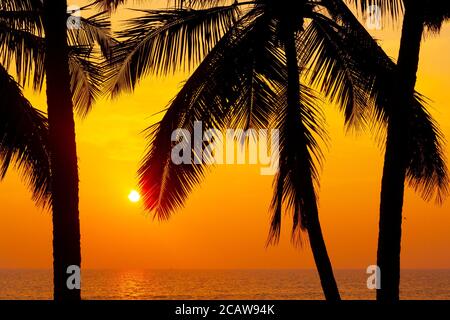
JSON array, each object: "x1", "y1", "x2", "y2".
[
  {"x1": 0, "y1": 63, "x2": 50, "y2": 207},
  {"x1": 106, "y1": 0, "x2": 342, "y2": 300},
  {"x1": 0, "y1": 0, "x2": 114, "y2": 300},
  {"x1": 347, "y1": 0, "x2": 450, "y2": 301}
]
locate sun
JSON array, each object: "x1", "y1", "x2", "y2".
[{"x1": 128, "y1": 190, "x2": 141, "y2": 203}]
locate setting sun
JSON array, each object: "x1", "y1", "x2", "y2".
[{"x1": 128, "y1": 190, "x2": 141, "y2": 203}]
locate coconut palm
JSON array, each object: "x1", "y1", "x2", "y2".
[
  {"x1": 105, "y1": 0, "x2": 343, "y2": 300},
  {"x1": 106, "y1": 0, "x2": 447, "y2": 300},
  {"x1": 346, "y1": 0, "x2": 450, "y2": 301},
  {"x1": 0, "y1": 0, "x2": 115, "y2": 300}
]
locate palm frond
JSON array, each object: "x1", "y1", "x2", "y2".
[
  {"x1": 139, "y1": 9, "x2": 286, "y2": 219},
  {"x1": 0, "y1": 19, "x2": 45, "y2": 90},
  {"x1": 322, "y1": 0, "x2": 394, "y2": 119},
  {"x1": 324, "y1": 0, "x2": 449, "y2": 203},
  {"x1": 182, "y1": 0, "x2": 236, "y2": 9},
  {"x1": 300, "y1": 14, "x2": 373, "y2": 131},
  {"x1": 68, "y1": 46, "x2": 103, "y2": 117},
  {"x1": 107, "y1": 4, "x2": 240, "y2": 96},
  {"x1": 67, "y1": 11, "x2": 117, "y2": 60},
  {"x1": 0, "y1": 64, "x2": 50, "y2": 207},
  {"x1": 423, "y1": 2, "x2": 450, "y2": 33},
  {"x1": 268, "y1": 84, "x2": 328, "y2": 246},
  {"x1": 91, "y1": 0, "x2": 231, "y2": 11},
  {"x1": 138, "y1": 56, "x2": 226, "y2": 219},
  {"x1": 406, "y1": 94, "x2": 449, "y2": 203},
  {"x1": 0, "y1": 9, "x2": 43, "y2": 35},
  {"x1": 226, "y1": 14, "x2": 286, "y2": 131},
  {"x1": 92, "y1": 0, "x2": 129, "y2": 12},
  {"x1": 0, "y1": 0, "x2": 43, "y2": 12},
  {"x1": 344, "y1": 0, "x2": 403, "y2": 22},
  {"x1": 345, "y1": 0, "x2": 450, "y2": 33}
]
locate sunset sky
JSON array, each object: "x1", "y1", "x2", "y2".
[{"x1": 0, "y1": 1, "x2": 449, "y2": 271}]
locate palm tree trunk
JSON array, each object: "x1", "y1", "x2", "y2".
[
  {"x1": 376, "y1": 2, "x2": 424, "y2": 301},
  {"x1": 285, "y1": 29, "x2": 341, "y2": 301},
  {"x1": 43, "y1": 0, "x2": 81, "y2": 301}
]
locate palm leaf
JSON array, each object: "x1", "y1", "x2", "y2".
[
  {"x1": 300, "y1": 14, "x2": 373, "y2": 131},
  {"x1": 346, "y1": 0, "x2": 450, "y2": 33},
  {"x1": 0, "y1": 18, "x2": 45, "y2": 90},
  {"x1": 0, "y1": 9, "x2": 43, "y2": 35},
  {"x1": 107, "y1": 4, "x2": 240, "y2": 96},
  {"x1": 67, "y1": 11, "x2": 117, "y2": 60},
  {"x1": 0, "y1": 0, "x2": 43, "y2": 12},
  {"x1": 324, "y1": 0, "x2": 449, "y2": 203},
  {"x1": 406, "y1": 94, "x2": 449, "y2": 203},
  {"x1": 0, "y1": 64, "x2": 50, "y2": 206},
  {"x1": 92, "y1": 0, "x2": 129, "y2": 11},
  {"x1": 345, "y1": 0, "x2": 403, "y2": 22},
  {"x1": 68, "y1": 46, "x2": 103, "y2": 117},
  {"x1": 268, "y1": 84, "x2": 328, "y2": 246},
  {"x1": 139, "y1": 9, "x2": 286, "y2": 219},
  {"x1": 423, "y1": 2, "x2": 450, "y2": 33}
]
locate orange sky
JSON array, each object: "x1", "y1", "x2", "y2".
[{"x1": 0, "y1": 1, "x2": 449, "y2": 270}]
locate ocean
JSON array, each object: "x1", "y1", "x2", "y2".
[{"x1": 0, "y1": 269, "x2": 449, "y2": 300}]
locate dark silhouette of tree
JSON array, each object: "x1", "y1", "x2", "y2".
[
  {"x1": 348, "y1": 0, "x2": 450, "y2": 301},
  {"x1": 0, "y1": 0, "x2": 114, "y2": 300}
]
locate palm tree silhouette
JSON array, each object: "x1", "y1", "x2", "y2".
[
  {"x1": 0, "y1": 0, "x2": 114, "y2": 300},
  {"x1": 0, "y1": 64, "x2": 50, "y2": 206},
  {"x1": 106, "y1": 0, "x2": 343, "y2": 300},
  {"x1": 348, "y1": 0, "x2": 450, "y2": 301}
]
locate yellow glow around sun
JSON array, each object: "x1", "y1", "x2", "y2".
[{"x1": 128, "y1": 190, "x2": 141, "y2": 203}]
